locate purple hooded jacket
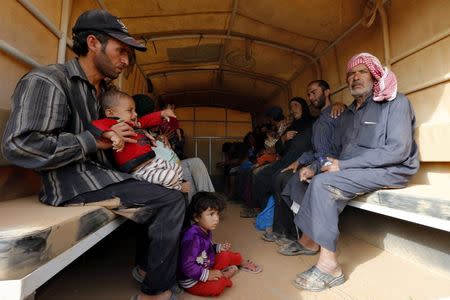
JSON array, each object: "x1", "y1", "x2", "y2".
[{"x1": 178, "y1": 224, "x2": 222, "y2": 288}]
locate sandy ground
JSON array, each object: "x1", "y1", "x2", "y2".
[{"x1": 36, "y1": 203, "x2": 450, "y2": 300}]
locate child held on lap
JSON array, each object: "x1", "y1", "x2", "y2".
[
  {"x1": 255, "y1": 130, "x2": 278, "y2": 166},
  {"x1": 90, "y1": 89, "x2": 189, "y2": 192},
  {"x1": 179, "y1": 192, "x2": 262, "y2": 297}
]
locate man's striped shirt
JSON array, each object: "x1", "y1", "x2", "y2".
[{"x1": 2, "y1": 59, "x2": 132, "y2": 206}]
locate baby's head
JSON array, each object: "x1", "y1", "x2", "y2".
[
  {"x1": 102, "y1": 89, "x2": 138, "y2": 126},
  {"x1": 188, "y1": 192, "x2": 226, "y2": 231},
  {"x1": 266, "y1": 130, "x2": 277, "y2": 140}
]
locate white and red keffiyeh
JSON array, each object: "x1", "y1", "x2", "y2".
[{"x1": 346, "y1": 52, "x2": 398, "y2": 101}]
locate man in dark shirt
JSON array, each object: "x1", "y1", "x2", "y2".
[
  {"x1": 265, "y1": 80, "x2": 340, "y2": 247},
  {"x1": 2, "y1": 9, "x2": 183, "y2": 300},
  {"x1": 288, "y1": 53, "x2": 419, "y2": 291}
]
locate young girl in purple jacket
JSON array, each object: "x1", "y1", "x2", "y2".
[{"x1": 178, "y1": 192, "x2": 262, "y2": 297}]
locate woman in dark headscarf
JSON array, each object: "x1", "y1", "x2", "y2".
[
  {"x1": 241, "y1": 97, "x2": 314, "y2": 217},
  {"x1": 276, "y1": 97, "x2": 314, "y2": 158}
]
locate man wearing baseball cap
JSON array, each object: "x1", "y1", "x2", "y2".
[{"x1": 3, "y1": 9, "x2": 183, "y2": 300}]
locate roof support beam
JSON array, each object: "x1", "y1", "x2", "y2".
[
  {"x1": 136, "y1": 31, "x2": 315, "y2": 62},
  {"x1": 57, "y1": 0, "x2": 72, "y2": 63},
  {"x1": 158, "y1": 89, "x2": 262, "y2": 111},
  {"x1": 217, "y1": 0, "x2": 239, "y2": 87},
  {"x1": 145, "y1": 67, "x2": 287, "y2": 88},
  {"x1": 17, "y1": 0, "x2": 62, "y2": 38}
]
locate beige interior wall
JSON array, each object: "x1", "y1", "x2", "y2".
[
  {"x1": 177, "y1": 107, "x2": 252, "y2": 174},
  {"x1": 388, "y1": 0, "x2": 449, "y2": 170},
  {"x1": 388, "y1": 0, "x2": 450, "y2": 59},
  {"x1": 320, "y1": 50, "x2": 342, "y2": 101},
  {"x1": 178, "y1": 107, "x2": 252, "y2": 138},
  {"x1": 0, "y1": 1, "x2": 62, "y2": 110},
  {"x1": 120, "y1": 65, "x2": 149, "y2": 96}
]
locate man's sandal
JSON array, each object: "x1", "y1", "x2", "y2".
[
  {"x1": 292, "y1": 266, "x2": 345, "y2": 292},
  {"x1": 132, "y1": 266, "x2": 145, "y2": 283},
  {"x1": 278, "y1": 241, "x2": 319, "y2": 256}
]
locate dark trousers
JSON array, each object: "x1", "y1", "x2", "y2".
[
  {"x1": 232, "y1": 167, "x2": 251, "y2": 203},
  {"x1": 68, "y1": 179, "x2": 185, "y2": 296},
  {"x1": 252, "y1": 161, "x2": 285, "y2": 209},
  {"x1": 272, "y1": 171, "x2": 298, "y2": 240}
]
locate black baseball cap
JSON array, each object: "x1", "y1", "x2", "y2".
[{"x1": 72, "y1": 9, "x2": 147, "y2": 52}]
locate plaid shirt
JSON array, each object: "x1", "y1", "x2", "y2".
[{"x1": 2, "y1": 59, "x2": 132, "y2": 206}]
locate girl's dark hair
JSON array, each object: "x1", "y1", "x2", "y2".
[
  {"x1": 72, "y1": 31, "x2": 110, "y2": 56},
  {"x1": 188, "y1": 192, "x2": 226, "y2": 222}
]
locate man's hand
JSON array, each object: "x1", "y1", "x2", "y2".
[
  {"x1": 321, "y1": 157, "x2": 340, "y2": 173},
  {"x1": 207, "y1": 269, "x2": 223, "y2": 281},
  {"x1": 110, "y1": 122, "x2": 137, "y2": 144},
  {"x1": 160, "y1": 108, "x2": 176, "y2": 121},
  {"x1": 299, "y1": 166, "x2": 315, "y2": 182},
  {"x1": 95, "y1": 139, "x2": 113, "y2": 150},
  {"x1": 330, "y1": 102, "x2": 346, "y2": 119},
  {"x1": 221, "y1": 242, "x2": 232, "y2": 252},
  {"x1": 281, "y1": 161, "x2": 299, "y2": 173}
]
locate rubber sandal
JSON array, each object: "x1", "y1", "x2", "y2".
[
  {"x1": 132, "y1": 266, "x2": 145, "y2": 283},
  {"x1": 277, "y1": 241, "x2": 319, "y2": 256},
  {"x1": 239, "y1": 259, "x2": 262, "y2": 274},
  {"x1": 292, "y1": 266, "x2": 345, "y2": 292},
  {"x1": 221, "y1": 265, "x2": 239, "y2": 278}
]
